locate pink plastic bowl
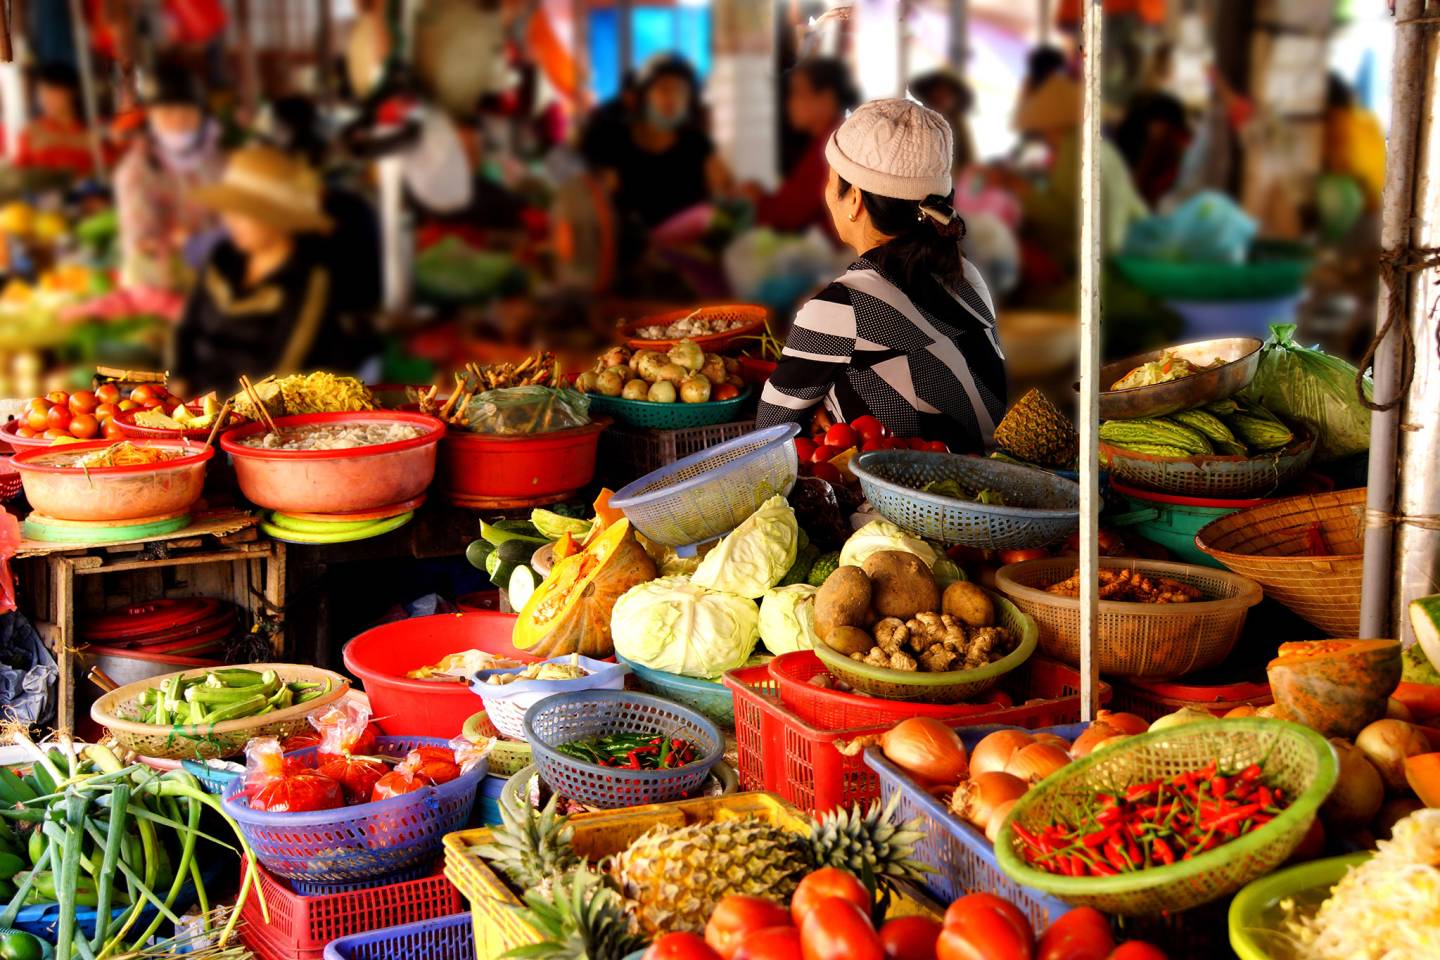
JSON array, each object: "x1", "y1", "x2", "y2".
[
  {"x1": 343, "y1": 611, "x2": 537, "y2": 737},
  {"x1": 220, "y1": 411, "x2": 444, "y2": 514},
  {"x1": 12, "y1": 439, "x2": 214, "y2": 521}
]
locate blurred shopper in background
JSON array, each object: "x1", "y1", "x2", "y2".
[
  {"x1": 600, "y1": 55, "x2": 731, "y2": 230},
  {"x1": 741, "y1": 58, "x2": 858, "y2": 237},
  {"x1": 16, "y1": 63, "x2": 96, "y2": 179},
  {"x1": 911, "y1": 70, "x2": 975, "y2": 174},
  {"x1": 114, "y1": 62, "x2": 224, "y2": 291},
  {"x1": 175, "y1": 146, "x2": 353, "y2": 393},
  {"x1": 1323, "y1": 72, "x2": 1385, "y2": 211},
  {"x1": 757, "y1": 99, "x2": 1005, "y2": 453},
  {"x1": 1114, "y1": 90, "x2": 1192, "y2": 208}
]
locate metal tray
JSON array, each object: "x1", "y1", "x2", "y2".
[{"x1": 1088, "y1": 337, "x2": 1264, "y2": 420}]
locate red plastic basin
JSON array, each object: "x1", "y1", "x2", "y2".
[
  {"x1": 221, "y1": 411, "x2": 444, "y2": 514},
  {"x1": 438, "y1": 418, "x2": 608, "y2": 504},
  {"x1": 13, "y1": 439, "x2": 213, "y2": 521},
  {"x1": 342, "y1": 611, "x2": 537, "y2": 738}
]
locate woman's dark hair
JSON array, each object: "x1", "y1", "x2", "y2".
[
  {"x1": 837, "y1": 177, "x2": 966, "y2": 290},
  {"x1": 1024, "y1": 46, "x2": 1067, "y2": 93},
  {"x1": 637, "y1": 54, "x2": 701, "y2": 121},
  {"x1": 910, "y1": 71, "x2": 972, "y2": 115},
  {"x1": 1114, "y1": 91, "x2": 1189, "y2": 168},
  {"x1": 1326, "y1": 72, "x2": 1354, "y2": 110},
  {"x1": 790, "y1": 58, "x2": 859, "y2": 112},
  {"x1": 34, "y1": 62, "x2": 80, "y2": 93},
  {"x1": 267, "y1": 95, "x2": 327, "y2": 167}
]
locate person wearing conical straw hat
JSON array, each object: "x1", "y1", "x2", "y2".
[{"x1": 174, "y1": 145, "x2": 359, "y2": 394}]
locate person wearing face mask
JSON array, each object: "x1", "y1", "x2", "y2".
[
  {"x1": 113, "y1": 61, "x2": 225, "y2": 291},
  {"x1": 755, "y1": 100, "x2": 1005, "y2": 454},
  {"x1": 602, "y1": 55, "x2": 731, "y2": 231}
]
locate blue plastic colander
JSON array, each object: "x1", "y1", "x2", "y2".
[
  {"x1": 524, "y1": 690, "x2": 723, "y2": 809},
  {"x1": 609, "y1": 423, "x2": 800, "y2": 547},
  {"x1": 324, "y1": 912, "x2": 475, "y2": 960},
  {"x1": 851, "y1": 450, "x2": 1080, "y2": 549}
]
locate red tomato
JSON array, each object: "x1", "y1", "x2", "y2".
[
  {"x1": 795, "y1": 437, "x2": 816, "y2": 461},
  {"x1": 280, "y1": 731, "x2": 323, "y2": 752},
  {"x1": 733, "y1": 927, "x2": 803, "y2": 960},
  {"x1": 998, "y1": 548, "x2": 1050, "y2": 566},
  {"x1": 45, "y1": 405, "x2": 71, "y2": 431},
  {"x1": 14, "y1": 426, "x2": 35, "y2": 438},
  {"x1": 25, "y1": 409, "x2": 48, "y2": 431},
  {"x1": 862, "y1": 437, "x2": 888, "y2": 452},
  {"x1": 68, "y1": 414, "x2": 100, "y2": 439},
  {"x1": 880, "y1": 916, "x2": 941, "y2": 960},
  {"x1": 810, "y1": 445, "x2": 840, "y2": 464},
  {"x1": 850, "y1": 415, "x2": 885, "y2": 443},
  {"x1": 129, "y1": 385, "x2": 158, "y2": 404},
  {"x1": 646, "y1": 932, "x2": 722, "y2": 960},
  {"x1": 905, "y1": 437, "x2": 928, "y2": 450},
  {"x1": 94, "y1": 402, "x2": 120, "y2": 423},
  {"x1": 825, "y1": 423, "x2": 860, "y2": 451},
  {"x1": 714, "y1": 383, "x2": 741, "y2": 401},
  {"x1": 95, "y1": 383, "x2": 121, "y2": 405},
  {"x1": 800, "y1": 897, "x2": 882, "y2": 960},
  {"x1": 922, "y1": 441, "x2": 949, "y2": 453},
  {"x1": 68, "y1": 390, "x2": 99, "y2": 415},
  {"x1": 1105, "y1": 944, "x2": 1166, "y2": 960},
  {"x1": 809, "y1": 462, "x2": 842, "y2": 485},
  {"x1": 103, "y1": 420, "x2": 126, "y2": 440},
  {"x1": 117, "y1": 399, "x2": 139, "y2": 412},
  {"x1": 1038, "y1": 908, "x2": 1113, "y2": 960},
  {"x1": 978, "y1": 689, "x2": 1014, "y2": 706},
  {"x1": 938, "y1": 894, "x2": 1033, "y2": 960},
  {"x1": 26, "y1": 397, "x2": 51, "y2": 416},
  {"x1": 141, "y1": 398, "x2": 164, "y2": 409},
  {"x1": 706, "y1": 895, "x2": 791, "y2": 959},
  {"x1": 791, "y1": 868, "x2": 870, "y2": 926},
  {"x1": 882, "y1": 438, "x2": 907, "y2": 450},
  {"x1": 43, "y1": 428, "x2": 69, "y2": 440},
  {"x1": 45, "y1": 391, "x2": 69, "y2": 407}
]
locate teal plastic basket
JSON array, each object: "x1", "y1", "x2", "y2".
[
  {"x1": 616, "y1": 654, "x2": 735, "y2": 727},
  {"x1": 583, "y1": 387, "x2": 752, "y2": 429},
  {"x1": 1112, "y1": 253, "x2": 1311, "y2": 302},
  {"x1": 1108, "y1": 482, "x2": 1269, "y2": 568}
]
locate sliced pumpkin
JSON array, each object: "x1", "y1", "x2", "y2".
[
  {"x1": 1267, "y1": 639, "x2": 1402, "y2": 739},
  {"x1": 1405, "y1": 752, "x2": 1440, "y2": 807},
  {"x1": 553, "y1": 531, "x2": 577, "y2": 561},
  {"x1": 513, "y1": 518, "x2": 656, "y2": 658}
]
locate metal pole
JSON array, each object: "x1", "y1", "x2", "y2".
[
  {"x1": 1359, "y1": 0, "x2": 1427, "y2": 639},
  {"x1": 948, "y1": 0, "x2": 966, "y2": 72},
  {"x1": 618, "y1": 0, "x2": 633, "y2": 77},
  {"x1": 1077, "y1": 0, "x2": 1102, "y2": 719},
  {"x1": 1039, "y1": 0, "x2": 1051, "y2": 46},
  {"x1": 68, "y1": 0, "x2": 107, "y2": 182}
]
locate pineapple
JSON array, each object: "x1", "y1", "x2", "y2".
[
  {"x1": 470, "y1": 797, "x2": 582, "y2": 894},
  {"x1": 507, "y1": 867, "x2": 646, "y2": 960},
  {"x1": 610, "y1": 795, "x2": 927, "y2": 936},
  {"x1": 993, "y1": 388, "x2": 1079, "y2": 467}
]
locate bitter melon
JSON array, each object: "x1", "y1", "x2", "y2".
[
  {"x1": 1099, "y1": 418, "x2": 1212, "y2": 455},
  {"x1": 1204, "y1": 398, "x2": 1240, "y2": 417},
  {"x1": 1227, "y1": 413, "x2": 1292, "y2": 450},
  {"x1": 1169, "y1": 409, "x2": 1240, "y2": 449}
]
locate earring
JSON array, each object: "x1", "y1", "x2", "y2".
[{"x1": 848, "y1": 213, "x2": 858, "y2": 222}]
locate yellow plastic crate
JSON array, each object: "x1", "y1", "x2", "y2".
[{"x1": 443, "y1": 790, "x2": 939, "y2": 957}]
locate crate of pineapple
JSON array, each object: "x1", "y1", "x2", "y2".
[
  {"x1": 1098, "y1": 398, "x2": 1316, "y2": 499},
  {"x1": 442, "y1": 791, "x2": 939, "y2": 958}
]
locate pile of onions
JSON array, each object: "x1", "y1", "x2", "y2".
[
  {"x1": 970, "y1": 730, "x2": 1034, "y2": 777},
  {"x1": 951, "y1": 771, "x2": 1027, "y2": 830},
  {"x1": 1355, "y1": 719, "x2": 1431, "y2": 790},
  {"x1": 1004, "y1": 742, "x2": 1069, "y2": 785},
  {"x1": 985, "y1": 799, "x2": 1019, "y2": 843},
  {"x1": 875, "y1": 717, "x2": 969, "y2": 787},
  {"x1": 1322, "y1": 738, "x2": 1384, "y2": 827},
  {"x1": 1095, "y1": 710, "x2": 1148, "y2": 735},
  {"x1": 1069, "y1": 723, "x2": 1120, "y2": 759}
]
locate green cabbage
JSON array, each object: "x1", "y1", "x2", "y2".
[
  {"x1": 839, "y1": 520, "x2": 938, "y2": 569},
  {"x1": 758, "y1": 584, "x2": 819, "y2": 656},
  {"x1": 932, "y1": 556, "x2": 965, "y2": 587},
  {"x1": 611, "y1": 576, "x2": 759, "y2": 679},
  {"x1": 691, "y1": 495, "x2": 799, "y2": 599}
]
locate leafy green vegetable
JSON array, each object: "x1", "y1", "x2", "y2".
[
  {"x1": 758, "y1": 584, "x2": 819, "y2": 656},
  {"x1": 691, "y1": 495, "x2": 799, "y2": 599},
  {"x1": 839, "y1": 520, "x2": 938, "y2": 569},
  {"x1": 611, "y1": 577, "x2": 759, "y2": 679},
  {"x1": 921, "y1": 478, "x2": 1006, "y2": 505}
]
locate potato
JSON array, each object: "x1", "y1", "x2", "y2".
[
  {"x1": 861, "y1": 551, "x2": 939, "y2": 620},
  {"x1": 815, "y1": 565, "x2": 873, "y2": 640},
  {"x1": 942, "y1": 581, "x2": 994, "y2": 627},
  {"x1": 825, "y1": 626, "x2": 875, "y2": 658}
]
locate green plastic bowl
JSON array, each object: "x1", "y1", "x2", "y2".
[
  {"x1": 812, "y1": 592, "x2": 1038, "y2": 703},
  {"x1": 1228, "y1": 852, "x2": 1368, "y2": 960},
  {"x1": 583, "y1": 387, "x2": 751, "y2": 429},
  {"x1": 615, "y1": 655, "x2": 735, "y2": 728},
  {"x1": 1111, "y1": 255, "x2": 1312, "y2": 302}
]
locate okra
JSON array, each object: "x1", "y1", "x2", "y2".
[{"x1": 199, "y1": 694, "x2": 267, "y2": 724}]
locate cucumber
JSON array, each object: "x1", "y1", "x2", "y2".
[
  {"x1": 489, "y1": 560, "x2": 517, "y2": 591},
  {"x1": 508, "y1": 565, "x2": 539, "y2": 611},
  {"x1": 466, "y1": 538, "x2": 495, "y2": 572},
  {"x1": 480, "y1": 519, "x2": 546, "y2": 548},
  {"x1": 0, "y1": 853, "x2": 24, "y2": 881},
  {"x1": 496, "y1": 538, "x2": 538, "y2": 565},
  {"x1": 484, "y1": 550, "x2": 502, "y2": 579}
]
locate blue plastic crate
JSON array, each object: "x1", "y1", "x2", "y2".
[
  {"x1": 478, "y1": 774, "x2": 506, "y2": 826},
  {"x1": 324, "y1": 912, "x2": 475, "y2": 960},
  {"x1": 864, "y1": 723, "x2": 1084, "y2": 930}
]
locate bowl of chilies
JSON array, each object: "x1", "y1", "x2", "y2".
[
  {"x1": 993, "y1": 718, "x2": 1338, "y2": 916},
  {"x1": 524, "y1": 690, "x2": 724, "y2": 809}
]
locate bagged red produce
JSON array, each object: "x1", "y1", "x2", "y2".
[
  {"x1": 243, "y1": 737, "x2": 343, "y2": 813},
  {"x1": 371, "y1": 768, "x2": 430, "y2": 802},
  {"x1": 317, "y1": 754, "x2": 387, "y2": 805},
  {"x1": 402, "y1": 745, "x2": 460, "y2": 785},
  {"x1": 310, "y1": 702, "x2": 378, "y2": 763},
  {"x1": 280, "y1": 730, "x2": 323, "y2": 752}
]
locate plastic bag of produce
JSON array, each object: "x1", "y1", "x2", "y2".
[
  {"x1": 1121, "y1": 190, "x2": 1255, "y2": 264},
  {"x1": 242, "y1": 737, "x2": 343, "y2": 813},
  {"x1": 463, "y1": 386, "x2": 591, "y2": 435},
  {"x1": 1239, "y1": 323, "x2": 1372, "y2": 463}
]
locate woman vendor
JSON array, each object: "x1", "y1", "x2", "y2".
[
  {"x1": 755, "y1": 99, "x2": 1005, "y2": 453},
  {"x1": 175, "y1": 145, "x2": 357, "y2": 393}
]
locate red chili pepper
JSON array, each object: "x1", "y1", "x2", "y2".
[
  {"x1": 1096, "y1": 805, "x2": 1124, "y2": 825},
  {"x1": 1151, "y1": 837, "x2": 1176, "y2": 865},
  {"x1": 1104, "y1": 836, "x2": 1130, "y2": 872},
  {"x1": 1090, "y1": 860, "x2": 1119, "y2": 876},
  {"x1": 1210, "y1": 775, "x2": 1230, "y2": 798},
  {"x1": 1125, "y1": 781, "x2": 1162, "y2": 803},
  {"x1": 1239, "y1": 763, "x2": 1263, "y2": 782},
  {"x1": 1203, "y1": 802, "x2": 1262, "y2": 830},
  {"x1": 1083, "y1": 824, "x2": 1122, "y2": 848},
  {"x1": 1012, "y1": 824, "x2": 1043, "y2": 849}
]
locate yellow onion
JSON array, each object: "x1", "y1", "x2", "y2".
[
  {"x1": 1387, "y1": 698, "x2": 1414, "y2": 722},
  {"x1": 1090, "y1": 735, "x2": 1129, "y2": 753},
  {"x1": 1321, "y1": 738, "x2": 1384, "y2": 827},
  {"x1": 970, "y1": 730, "x2": 1034, "y2": 777},
  {"x1": 1095, "y1": 710, "x2": 1149, "y2": 736},
  {"x1": 1031, "y1": 733, "x2": 1071, "y2": 751},
  {"x1": 1069, "y1": 722, "x2": 1121, "y2": 760},
  {"x1": 1149, "y1": 706, "x2": 1214, "y2": 732},
  {"x1": 1356, "y1": 719, "x2": 1432, "y2": 791},
  {"x1": 950, "y1": 771, "x2": 1028, "y2": 830},
  {"x1": 1005, "y1": 742, "x2": 1070, "y2": 785},
  {"x1": 985, "y1": 799, "x2": 1019, "y2": 843},
  {"x1": 878, "y1": 717, "x2": 969, "y2": 787}
]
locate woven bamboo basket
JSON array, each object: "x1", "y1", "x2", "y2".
[
  {"x1": 90, "y1": 663, "x2": 350, "y2": 760},
  {"x1": 995, "y1": 557, "x2": 1262, "y2": 678},
  {"x1": 994, "y1": 719, "x2": 1337, "y2": 916},
  {"x1": 1194, "y1": 487, "x2": 1364, "y2": 637}
]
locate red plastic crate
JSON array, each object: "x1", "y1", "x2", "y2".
[
  {"x1": 1109, "y1": 676, "x2": 1271, "y2": 722},
  {"x1": 723, "y1": 656, "x2": 1108, "y2": 814},
  {"x1": 238, "y1": 858, "x2": 463, "y2": 960}
]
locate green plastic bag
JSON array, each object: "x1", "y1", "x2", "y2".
[{"x1": 1239, "y1": 323, "x2": 1371, "y2": 463}]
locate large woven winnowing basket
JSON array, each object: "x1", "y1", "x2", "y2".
[{"x1": 1194, "y1": 487, "x2": 1364, "y2": 637}]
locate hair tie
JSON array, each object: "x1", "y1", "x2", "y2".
[{"x1": 918, "y1": 202, "x2": 966, "y2": 241}]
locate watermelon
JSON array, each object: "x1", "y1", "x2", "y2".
[
  {"x1": 1267, "y1": 639, "x2": 1402, "y2": 739},
  {"x1": 1409, "y1": 595, "x2": 1440, "y2": 677}
]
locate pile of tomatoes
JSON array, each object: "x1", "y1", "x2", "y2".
[
  {"x1": 643, "y1": 871, "x2": 1167, "y2": 960},
  {"x1": 797, "y1": 416, "x2": 950, "y2": 486},
  {"x1": 15, "y1": 383, "x2": 180, "y2": 443}
]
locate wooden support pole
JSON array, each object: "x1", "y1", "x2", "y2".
[{"x1": 1077, "y1": 0, "x2": 1103, "y2": 720}]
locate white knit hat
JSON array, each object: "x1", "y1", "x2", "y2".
[{"x1": 825, "y1": 98, "x2": 954, "y2": 201}]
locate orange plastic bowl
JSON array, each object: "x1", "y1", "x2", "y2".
[
  {"x1": 438, "y1": 418, "x2": 608, "y2": 505},
  {"x1": 12, "y1": 439, "x2": 213, "y2": 521},
  {"x1": 221, "y1": 411, "x2": 444, "y2": 514},
  {"x1": 1, "y1": 420, "x2": 65, "y2": 453},
  {"x1": 343, "y1": 611, "x2": 538, "y2": 738}
]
